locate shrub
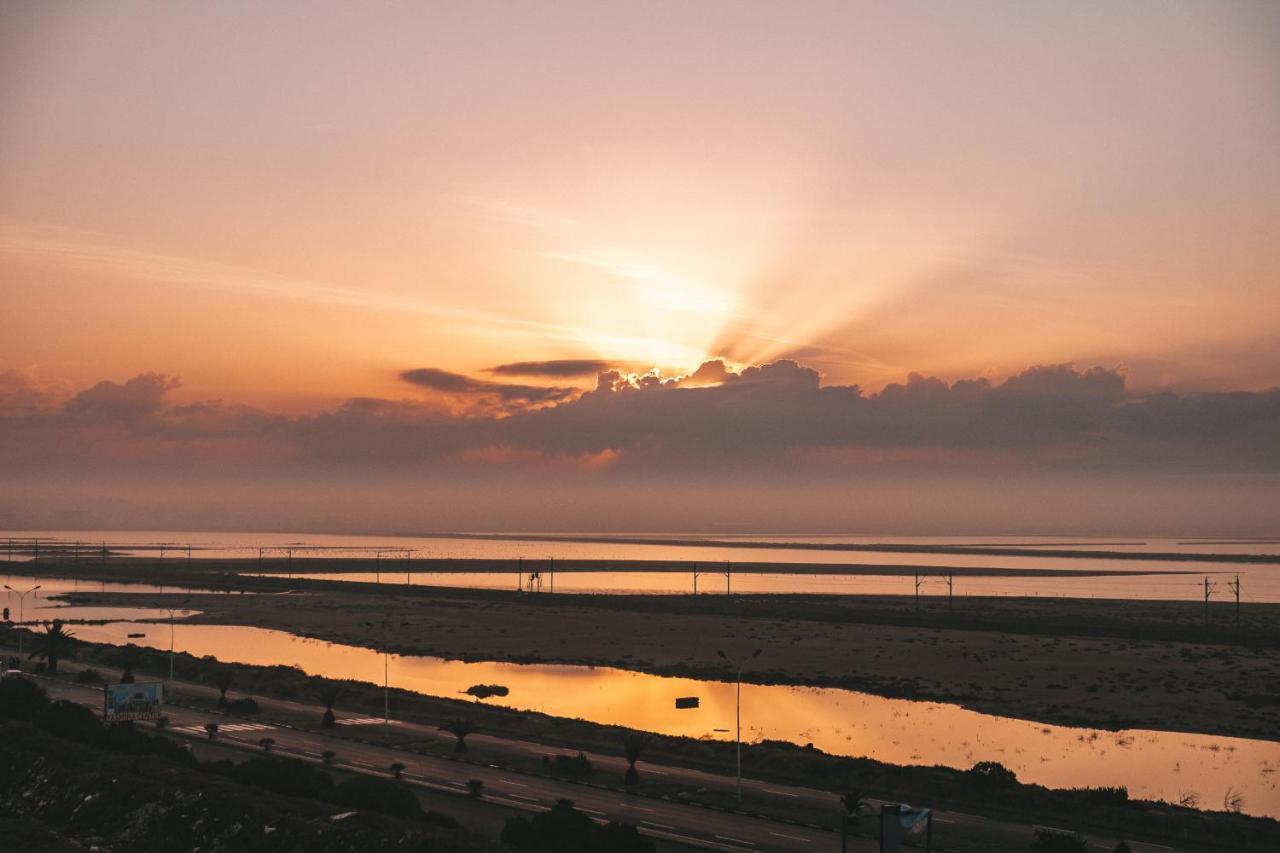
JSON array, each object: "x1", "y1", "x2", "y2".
[
  {"x1": 75, "y1": 668, "x2": 104, "y2": 684},
  {"x1": 965, "y1": 760, "x2": 1018, "y2": 788},
  {"x1": 326, "y1": 776, "x2": 422, "y2": 819},
  {"x1": 502, "y1": 799, "x2": 653, "y2": 853},
  {"x1": 0, "y1": 675, "x2": 50, "y2": 721},
  {"x1": 224, "y1": 697, "x2": 261, "y2": 715},
  {"x1": 466, "y1": 779, "x2": 484, "y2": 798},
  {"x1": 1030, "y1": 828, "x2": 1088, "y2": 852},
  {"x1": 551, "y1": 751, "x2": 594, "y2": 778},
  {"x1": 232, "y1": 755, "x2": 333, "y2": 798}
]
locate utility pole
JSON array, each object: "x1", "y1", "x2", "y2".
[
  {"x1": 33, "y1": 537, "x2": 39, "y2": 562},
  {"x1": 1203, "y1": 576, "x2": 1216, "y2": 631},
  {"x1": 549, "y1": 556, "x2": 554, "y2": 593},
  {"x1": 693, "y1": 563, "x2": 698, "y2": 595},
  {"x1": 375, "y1": 550, "x2": 381, "y2": 584},
  {"x1": 406, "y1": 549, "x2": 412, "y2": 585},
  {"x1": 1228, "y1": 575, "x2": 1241, "y2": 635},
  {"x1": 287, "y1": 548, "x2": 293, "y2": 578},
  {"x1": 160, "y1": 542, "x2": 166, "y2": 561},
  {"x1": 946, "y1": 573, "x2": 954, "y2": 611},
  {"x1": 258, "y1": 547, "x2": 263, "y2": 572},
  {"x1": 187, "y1": 544, "x2": 192, "y2": 564},
  {"x1": 914, "y1": 571, "x2": 922, "y2": 615},
  {"x1": 517, "y1": 557, "x2": 523, "y2": 592},
  {"x1": 725, "y1": 560, "x2": 731, "y2": 595}
]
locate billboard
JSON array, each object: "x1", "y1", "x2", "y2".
[{"x1": 104, "y1": 681, "x2": 163, "y2": 721}]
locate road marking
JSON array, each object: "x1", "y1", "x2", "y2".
[
  {"x1": 643, "y1": 828, "x2": 758, "y2": 853},
  {"x1": 502, "y1": 779, "x2": 529, "y2": 787},
  {"x1": 578, "y1": 807, "x2": 606, "y2": 816},
  {"x1": 618, "y1": 802, "x2": 656, "y2": 813},
  {"x1": 762, "y1": 788, "x2": 800, "y2": 797},
  {"x1": 769, "y1": 831, "x2": 812, "y2": 842},
  {"x1": 507, "y1": 793, "x2": 542, "y2": 803},
  {"x1": 934, "y1": 817, "x2": 956, "y2": 824},
  {"x1": 716, "y1": 835, "x2": 757, "y2": 846},
  {"x1": 641, "y1": 820, "x2": 676, "y2": 830}
]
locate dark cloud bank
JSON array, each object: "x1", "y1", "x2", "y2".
[{"x1": 1, "y1": 360, "x2": 1277, "y2": 534}]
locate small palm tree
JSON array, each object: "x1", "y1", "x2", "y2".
[
  {"x1": 212, "y1": 667, "x2": 235, "y2": 707},
  {"x1": 259, "y1": 737, "x2": 275, "y2": 752},
  {"x1": 840, "y1": 790, "x2": 874, "y2": 823},
  {"x1": 441, "y1": 718, "x2": 478, "y2": 753},
  {"x1": 317, "y1": 683, "x2": 343, "y2": 728},
  {"x1": 622, "y1": 732, "x2": 653, "y2": 785},
  {"x1": 117, "y1": 644, "x2": 142, "y2": 683},
  {"x1": 204, "y1": 722, "x2": 219, "y2": 740},
  {"x1": 29, "y1": 620, "x2": 74, "y2": 674},
  {"x1": 390, "y1": 761, "x2": 405, "y2": 779},
  {"x1": 321, "y1": 749, "x2": 336, "y2": 765}
]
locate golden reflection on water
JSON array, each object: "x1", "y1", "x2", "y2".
[{"x1": 69, "y1": 621, "x2": 1280, "y2": 818}]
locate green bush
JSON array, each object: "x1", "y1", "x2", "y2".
[
  {"x1": 326, "y1": 776, "x2": 422, "y2": 819},
  {"x1": 550, "y1": 751, "x2": 594, "y2": 778},
  {"x1": 965, "y1": 760, "x2": 1018, "y2": 788},
  {"x1": 225, "y1": 755, "x2": 333, "y2": 798},
  {"x1": 75, "y1": 668, "x2": 104, "y2": 684},
  {"x1": 224, "y1": 697, "x2": 261, "y2": 715},
  {"x1": 1030, "y1": 828, "x2": 1088, "y2": 852},
  {"x1": 502, "y1": 799, "x2": 653, "y2": 853}
]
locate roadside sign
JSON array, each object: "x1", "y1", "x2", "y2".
[
  {"x1": 104, "y1": 681, "x2": 164, "y2": 721},
  {"x1": 675, "y1": 696, "x2": 699, "y2": 709}
]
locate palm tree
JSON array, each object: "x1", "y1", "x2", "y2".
[
  {"x1": 212, "y1": 667, "x2": 235, "y2": 707},
  {"x1": 117, "y1": 644, "x2": 142, "y2": 683},
  {"x1": 390, "y1": 761, "x2": 405, "y2": 779},
  {"x1": 259, "y1": 737, "x2": 275, "y2": 752},
  {"x1": 441, "y1": 718, "x2": 478, "y2": 753},
  {"x1": 622, "y1": 732, "x2": 652, "y2": 785},
  {"x1": 29, "y1": 620, "x2": 74, "y2": 674},
  {"x1": 840, "y1": 790, "x2": 874, "y2": 822},
  {"x1": 316, "y1": 683, "x2": 343, "y2": 728}
]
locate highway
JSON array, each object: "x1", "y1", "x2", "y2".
[{"x1": 38, "y1": 672, "x2": 1188, "y2": 853}]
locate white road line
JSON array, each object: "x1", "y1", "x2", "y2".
[
  {"x1": 502, "y1": 779, "x2": 529, "y2": 787},
  {"x1": 578, "y1": 807, "x2": 606, "y2": 816},
  {"x1": 769, "y1": 831, "x2": 812, "y2": 842},
  {"x1": 716, "y1": 835, "x2": 757, "y2": 847},
  {"x1": 618, "y1": 802, "x2": 656, "y2": 813},
  {"x1": 507, "y1": 793, "x2": 543, "y2": 803},
  {"x1": 762, "y1": 788, "x2": 800, "y2": 797},
  {"x1": 641, "y1": 820, "x2": 676, "y2": 830}
]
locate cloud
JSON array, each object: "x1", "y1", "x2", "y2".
[
  {"x1": 1, "y1": 362, "x2": 1276, "y2": 483},
  {"x1": 399, "y1": 367, "x2": 576, "y2": 407},
  {"x1": 64, "y1": 372, "x2": 181, "y2": 422},
  {"x1": 487, "y1": 359, "x2": 613, "y2": 378}
]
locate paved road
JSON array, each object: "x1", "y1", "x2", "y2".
[
  {"x1": 41, "y1": 676, "x2": 860, "y2": 853},
  {"x1": 38, "y1": 673, "x2": 1188, "y2": 853}
]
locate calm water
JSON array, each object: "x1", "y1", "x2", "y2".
[
  {"x1": 47, "y1": 615, "x2": 1280, "y2": 820},
  {"x1": 263, "y1": 568, "x2": 1240, "y2": 602},
  {"x1": 5, "y1": 529, "x2": 1280, "y2": 602}
]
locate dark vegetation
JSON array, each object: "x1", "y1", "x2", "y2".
[
  {"x1": 0, "y1": 678, "x2": 492, "y2": 851},
  {"x1": 25, "y1": 637, "x2": 1279, "y2": 852},
  {"x1": 501, "y1": 798, "x2": 653, "y2": 853}
]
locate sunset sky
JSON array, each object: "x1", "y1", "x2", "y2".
[{"x1": 2, "y1": 2, "x2": 1278, "y2": 535}]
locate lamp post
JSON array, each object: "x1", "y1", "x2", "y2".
[
  {"x1": 717, "y1": 647, "x2": 761, "y2": 800},
  {"x1": 365, "y1": 620, "x2": 392, "y2": 740},
  {"x1": 4, "y1": 584, "x2": 41, "y2": 657},
  {"x1": 165, "y1": 599, "x2": 191, "y2": 682}
]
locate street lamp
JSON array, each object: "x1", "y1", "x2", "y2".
[
  {"x1": 717, "y1": 647, "x2": 762, "y2": 800},
  {"x1": 165, "y1": 599, "x2": 191, "y2": 682},
  {"x1": 365, "y1": 620, "x2": 392, "y2": 740},
  {"x1": 4, "y1": 584, "x2": 41, "y2": 657}
]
